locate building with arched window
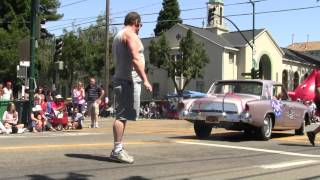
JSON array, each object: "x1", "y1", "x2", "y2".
[{"x1": 141, "y1": 0, "x2": 320, "y2": 100}]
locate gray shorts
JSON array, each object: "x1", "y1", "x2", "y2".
[{"x1": 113, "y1": 79, "x2": 141, "y2": 121}]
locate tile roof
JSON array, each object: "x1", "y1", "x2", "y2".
[
  {"x1": 282, "y1": 48, "x2": 320, "y2": 65},
  {"x1": 287, "y1": 41, "x2": 320, "y2": 52}
]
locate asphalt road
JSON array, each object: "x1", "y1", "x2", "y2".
[{"x1": 1, "y1": 118, "x2": 320, "y2": 180}]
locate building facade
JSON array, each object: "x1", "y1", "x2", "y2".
[{"x1": 141, "y1": 0, "x2": 320, "y2": 100}]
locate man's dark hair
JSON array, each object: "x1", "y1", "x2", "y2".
[{"x1": 124, "y1": 12, "x2": 141, "y2": 26}]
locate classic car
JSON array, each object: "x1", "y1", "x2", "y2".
[{"x1": 179, "y1": 80, "x2": 310, "y2": 140}]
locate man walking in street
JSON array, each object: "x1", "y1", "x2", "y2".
[
  {"x1": 109, "y1": 12, "x2": 152, "y2": 164},
  {"x1": 85, "y1": 78, "x2": 105, "y2": 128}
]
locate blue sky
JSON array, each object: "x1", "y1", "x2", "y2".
[{"x1": 47, "y1": 0, "x2": 320, "y2": 47}]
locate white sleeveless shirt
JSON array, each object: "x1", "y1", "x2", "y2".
[{"x1": 113, "y1": 29, "x2": 145, "y2": 82}]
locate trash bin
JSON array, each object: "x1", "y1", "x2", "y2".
[{"x1": 15, "y1": 100, "x2": 29, "y2": 125}]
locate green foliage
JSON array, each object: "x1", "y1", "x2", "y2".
[
  {"x1": 60, "y1": 31, "x2": 85, "y2": 86},
  {"x1": 149, "y1": 30, "x2": 209, "y2": 95},
  {"x1": 0, "y1": 0, "x2": 62, "y2": 84},
  {"x1": 154, "y1": 0, "x2": 182, "y2": 36},
  {"x1": 179, "y1": 30, "x2": 209, "y2": 82}
]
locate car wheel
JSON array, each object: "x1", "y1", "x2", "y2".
[
  {"x1": 56, "y1": 124, "x2": 63, "y2": 131},
  {"x1": 258, "y1": 115, "x2": 272, "y2": 141},
  {"x1": 295, "y1": 120, "x2": 305, "y2": 135},
  {"x1": 194, "y1": 121, "x2": 213, "y2": 139}
]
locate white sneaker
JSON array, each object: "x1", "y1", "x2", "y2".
[
  {"x1": 7, "y1": 129, "x2": 12, "y2": 134},
  {"x1": 17, "y1": 128, "x2": 26, "y2": 134},
  {"x1": 94, "y1": 123, "x2": 99, "y2": 128},
  {"x1": 109, "y1": 149, "x2": 134, "y2": 164}
]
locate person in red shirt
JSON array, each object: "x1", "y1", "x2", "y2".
[
  {"x1": 307, "y1": 68, "x2": 320, "y2": 146},
  {"x1": 52, "y1": 95, "x2": 65, "y2": 118}
]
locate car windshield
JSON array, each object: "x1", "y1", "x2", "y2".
[{"x1": 210, "y1": 82, "x2": 263, "y2": 96}]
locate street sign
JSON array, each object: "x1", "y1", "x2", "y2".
[
  {"x1": 18, "y1": 37, "x2": 30, "y2": 62},
  {"x1": 17, "y1": 65, "x2": 28, "y2": 79}
]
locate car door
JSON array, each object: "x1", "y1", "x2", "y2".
[{"x1": 271, "y1": 85, "x2": 293, "y2": 129}]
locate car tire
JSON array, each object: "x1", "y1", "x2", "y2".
[
  {"x1": 56, "y1": 124, "x2": 63, "y2": 131},
  {"x1": 194, "y1": 121, "x2": 213, "y2": 139},
  {"x1": 258, "y1": 114, "x2": 272, "y2": 141},
  {"x1": 295, "y1": 120, "x2": 305, "y2": 135}
]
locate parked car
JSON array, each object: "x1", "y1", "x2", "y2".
[{"x1": 179, "y1": 80, "x2": 310, "y2": 140}]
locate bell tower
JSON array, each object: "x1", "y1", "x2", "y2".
[{"x1": 207, "y1": 0, "x2": 228, "y2": 35}]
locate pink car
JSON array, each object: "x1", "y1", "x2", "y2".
[{"x1": 179, "y1": 80, "x2": 310, "y2": 140}]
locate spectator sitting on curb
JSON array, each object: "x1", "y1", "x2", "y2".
[
  {"x1": 52, "y1": 95, "x2": 65, "y2": 118},
  {"x1": 2, "y1": 102, "x2": 25, "y2": 134},
  {"x1": 30, "y1": 105, "x2": 56, "y2": 132},
  {"x1": 0, "y1": 120, "x2": 9, "y2": 134},
  {"x1": 71, "y1": 108, "x2": 84, "y2": 129}
]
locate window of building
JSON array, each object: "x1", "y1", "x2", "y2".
[
  {"x1": 196, "y1": 81, "x2": 204, "y2": 92},
  {"x1": 229, "y1": 52, "x2": 234, "y2": 64},
  {"x1": 152, "y1": 83, "x2": 160, "y2": 98}
]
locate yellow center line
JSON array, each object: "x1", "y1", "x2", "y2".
[{"x1": 0, "y1": 140, "x2": 177, "y2": 152}]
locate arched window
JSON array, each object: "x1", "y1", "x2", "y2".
[
  {"x1": 293, "y1": 72, "x2": 300, "y2": 90},
  {"x1": 282, "y1": 70, "x2": 288, "y2": 90}
]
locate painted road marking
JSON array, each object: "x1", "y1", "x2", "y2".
[
  {"x1": 0, "y1": 132, "x2": 104, "y2": 138},
  {"x1": 259, "y1": 160, "x2": 318, "y2": 169},
  {"x1": 0, "y1": 140, "x2": 174, "y2": 152},
  {"x1": 177, "y1": 141, "x2": 320, "y2": 158}
]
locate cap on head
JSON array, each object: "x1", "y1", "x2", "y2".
[
  {"x1": 32, "y1": 105, "x2": 42, "y2": 112},
  {"x1": 55, "y1": 94, "x2": 63, "y2": 99}
]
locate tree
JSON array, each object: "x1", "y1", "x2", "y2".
[
  {"x1": 154, "y1": 0, "x2": 182, "y2": 36},
  {"x1": 60, "y1": 31, "x2": 85, "y2": 89},
  {"x1": 0, "y1": 0, "x2": 62, "y2": 84},
  {"x1": 149, "y1": 29, "x2": 209, "y2": 97}
]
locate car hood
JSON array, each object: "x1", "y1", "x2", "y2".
[{"x1": 190, "y1": 94, "x2": 259, "y2": 113}]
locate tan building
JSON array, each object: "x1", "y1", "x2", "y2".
[
  {"x1": 141, "y1": 0, "x2": 320, "y2": 100},
  {"x1": 288, "y1": 41, "x2": 320, "y2": 57}
]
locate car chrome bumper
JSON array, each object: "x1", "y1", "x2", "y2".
[{"x1": 181, "y1": 111, "x2": 252, "y2": 124}]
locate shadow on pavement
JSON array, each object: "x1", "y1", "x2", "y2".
[
  {"x1": 168, "y1": 131, "x2": 295, "y2": 142},
  {"x1": 278, "y1": 143, "x2": 313, "y2": 147},
  {"x1": 27, "y1": 172, "x2": 93, "y2": 180},
  {"x1": 65, "y1": 153, "x2": 113, "y2": 162},
  {"x1": 121, "y1": 176, "x2": 151, "y2": 180}
]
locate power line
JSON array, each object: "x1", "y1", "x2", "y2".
[
  {"x1": 110, "y1": 2, "x2": 160, "y2": 15},
  {"x1": 60, "y1": 0, "x2": 89, "y2": 8},
  {"x1": 48, "y1": 3, "x2": 320, "y2": 31},
  {"x1": 104, "y1": 0, "x2": 269, "y2": 20},
  {"x1": 45, "y1": 0, "x2": 266, "y2": 24},
  {"x1": 227, "y1": 5, "x2": 320, "y2": 17}
]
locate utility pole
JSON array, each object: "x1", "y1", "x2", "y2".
[
  {"x1": 29, "y1": 0, "x2": 39, "y2": 112},
  {"x1": 250, "y1": 0, "x2": 256, "y2": 70},
  {"x1": 104, "y1": 0, "x2": 110, "y2": 97}
]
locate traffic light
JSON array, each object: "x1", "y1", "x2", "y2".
[
  {"x1": 54, "y1": 38, "x2": 63, "y2": 61},
  {"x1": 39, "y1": 19, "x2": 53, "y2": 39},
  {"x1": 251, "y1": 68, "x2": 261, "y2": 79}
]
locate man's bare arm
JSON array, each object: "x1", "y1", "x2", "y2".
[{"x1": 126, "y1": 31, "x2": 152, "y2": 92}]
